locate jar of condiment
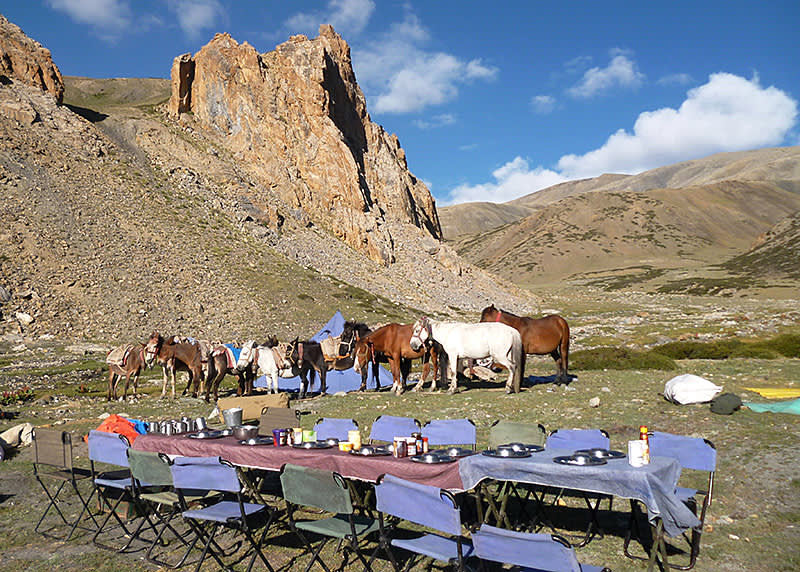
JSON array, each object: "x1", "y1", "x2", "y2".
[
  {"x1": 422, "y1": 437, "x2": 429, "y2": 454},
  {"x1": 639, "y1": 425, "x2": 650, "y2": 464}
]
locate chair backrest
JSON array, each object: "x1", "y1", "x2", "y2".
[
  {"x1": 33, "y1": 428, "x2": 73, "y2": 470},
  {"x1": 280, "y1": 463, "x2": 352, "y2": 514},
  {"x1": 259, "y1": 407, "x2": 300, "y2": 435},
  {"x1": 127, "y1": 449, "x2": 173, "y2": 487},
  {"x1": 375, "y1": 474, "x2": 462, "y2": 536},
  {"x1": 313, "y1": 417, "x2": 358, "y2": 441},
  {"x1": 488, "y1": 421, "x2": 546, "y2": 448},
  {"x1": 546, "y1": 428, "x2": 610, "y2": 451},
  {"x1": 171, "y1": 456, "x2": 241, "y2": 493},
  {"x1": 368, "y1": 415, "x2": 420, "y2": 443},
  {"x1": 471, "y1": 524, "x2": 583, "y2": 572},
  {"x1": 649, "y1": 431, "x2": 717, "y2": 472},
  {"x1": 87, "y1": 430, "x2": 131, "y2": 467},
  {"x1": 422, "y1": 418, "x2": 477, "y2": 449}
]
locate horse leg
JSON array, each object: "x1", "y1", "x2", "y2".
[
  {"x1": 107, "y1": 370, "x2": 116, "y2": 401},
  {"x1": 160, "y1": 365, "x2": 168, "y2": 398},
  {"x1": 412, "y1": 355, "x2": 429, "y2": 392},
  {"x1": 122, "y1": 372, "x2": 130, "y2": 401},
  {"x1": 551, "y1": 349, "x2": 567, "y2": 384},
  {"x1": 132, "y1": 371, "x2": 139, "y2": 399},
  {"x1": 318, "y1": 365, "x2": 327, "y2": 395},
  {"x1": 446, "y1": 359, "x2": 459, "y2": 394},
  {"x1": 388, "y1": 358, "x2": 402, "y2": 394},
  {"x1": 398, "y1": 358, "x2": 411, "y2": 394}
]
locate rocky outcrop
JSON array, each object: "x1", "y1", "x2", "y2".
[
  {"x1": 0, "y1": 14, "x2": 64, "y2": 104},
  {"x1": 169, "y1": 25, "x2": 441, "y2": 265}
]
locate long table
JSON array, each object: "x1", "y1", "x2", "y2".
[{"x1": 133, "y1": 434, "x2": 699, "y2": 537}]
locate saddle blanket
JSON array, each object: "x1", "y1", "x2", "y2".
[{"x1": 106, "y1": 344, "x2": 134, "y2": 367}]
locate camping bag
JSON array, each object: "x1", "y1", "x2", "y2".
[
  {"x1": 663, "y1": 373, "x2": 722, "y2": 404},
  {"x1": 710, "y1": 393, "x2": 742, "y2": 415}
]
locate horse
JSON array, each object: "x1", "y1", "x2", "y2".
[
  {"x1": 480, "y1": 304, "x2": 571, "y2": 384},
  {"x1": 238, "y1": 339, "x2": 286, "y2": 394},
  {"x1": 410, "y1": 317, "x2": 525, "y2": 394},
  {"x1": 106, "y1": 343, "x2": 148, "y2": 401},
  {"x1": 352, "y1": 323, "x2": 441, "y2": 394},
  {"x1": 204, "y1": 339, "x2": 272, "y2": 402},
  {"x1": 144, "y1": 332, "x2": 205, "y2": 398},
  {"x1": 283, "y1": 338, "x2": 328, "y2": 398},
  {"x1": 333, "y1": 320, "x2": 372, "y2": 370}
]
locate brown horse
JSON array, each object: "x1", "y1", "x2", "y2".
[
  {"x1": 106, "y1": 343, "x2": 148, "y2": 401},
  {"x1": 144, "y1": 332, "x2": 205, "y2": 398},
  {"x1": 352, "y1": 323, "x2": 440, "y2": 394},
  {"x1": 480, "y1": 305, "x2": 571, "y2": 384}
]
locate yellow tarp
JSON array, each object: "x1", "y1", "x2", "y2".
[{"x1": 744, "y1": 387, "x2": 800, "y2": 399}]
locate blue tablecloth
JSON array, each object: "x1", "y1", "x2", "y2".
[{"x1": 459, "y1": 448, "x2": 701, "y2": 537}]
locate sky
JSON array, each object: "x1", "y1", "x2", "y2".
[{"x1": 3, "y1": 1, "x2": 799, "y2": 205}]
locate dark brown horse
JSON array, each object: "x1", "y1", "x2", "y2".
[
  {"x1": 480, "y1": 305, "x2": 571, "y2": 384},
  {"x1": 144, "y1": 332, "x2": 205, "y2": 398},
  {"x1": 106, "y1": 343, "x2": 148, "y2": 401},
  {"x1": 352, "y1": 323, "x2": 440, "y2": 394}
]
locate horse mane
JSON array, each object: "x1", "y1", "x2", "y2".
[{"x1": 496, "y1": 307, "x2": 520, "y2": 319}]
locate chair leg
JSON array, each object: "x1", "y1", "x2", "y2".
[
  {"x1": 92, "y1": 487, "x2": 139, "y2": 552},
  {"x1": 245, "y1": 511, "x2": 277, "y2": 572}
]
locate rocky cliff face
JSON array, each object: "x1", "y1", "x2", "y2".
[
  {"x1": 0, "y1": 15, "x2": 63, "y2": 105},
  {"x1": 169, "y1": 25, "x2": 440, "y2": 265}
]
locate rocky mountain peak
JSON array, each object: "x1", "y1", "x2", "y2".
[
  {"x1": 0, "y1": 14, "x2": 63, "y2": 105},
  {"x1": 168, "y1": 25, "x2": 440, "y2": 266}
]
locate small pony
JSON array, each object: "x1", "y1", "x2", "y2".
[{"x1": 144, "y1": 332, "x2": 205, "y2": 399}]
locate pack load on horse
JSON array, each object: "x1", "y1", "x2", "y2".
[
  {"x1": 410, "y1": 316, "x2": 525, "y2": 394},
  {"x1": 144, "y1": 332, "x2": 205, "y2": 399},
  {"x1": 352, "y1": 322, "x2": 442, "y2": 394},
  {"x1": 106, "y1": 343, "x2": 149, "y2": 401},
  {"x1": 480, "y1": 304, "x2": 571, "y2": 385}
]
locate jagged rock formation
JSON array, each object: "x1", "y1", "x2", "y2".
[
  {"x1": 169, "y1": 25, "x2": 440, "y2": 265},
  {"x1": 0, "y1": 14, "x2": 63, "y2": 105}
]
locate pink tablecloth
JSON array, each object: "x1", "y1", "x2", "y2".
[{"x1": 133, "y1": 433, "x2": 464, "y2": 491}]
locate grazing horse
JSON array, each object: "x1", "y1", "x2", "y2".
[
  {"x1": 352, "y1": 323, "x2": 440, "y2": 394},
  {"x1": 238, "y1": 339, "x2": 286, "y2": 394},
  {"x1": 106, "y1": 343, "x2": 148, "y2": 401},
  {"x1": 410, "y1": 317, "x2": 525, "y2": 394},
  {"x1": 144, "y1": 332, "x2": 205, "y2": 398},
  {"x1": 480, "y1": 304, "x2": 571, "y2": 384},
  {"x1": 283, "y1": 338, "x2": 328, "y2": 398}
]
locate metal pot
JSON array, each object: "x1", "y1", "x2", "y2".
[
  {"x1": 223, "y1": 408, "x2": 243, "y2": 428},
  {"x1": 232, "y1": 425, "x2": 259, "y2": 440}
]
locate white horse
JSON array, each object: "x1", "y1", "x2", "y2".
[
  {"x1": 238, "y1": 340, "x2": 299, "y2": 394},
  {"x1": 410, "y1": 317, "x2": 525, "y2": 394}
]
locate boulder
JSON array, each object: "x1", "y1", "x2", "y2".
[{"x1": 0, "y1": 15, "x2": 64, "y2": 104}]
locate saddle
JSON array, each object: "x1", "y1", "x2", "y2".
[
  {"x1": 319, "y1": 335, "x2": 341, "y2": 362},
  {"x1": 106, "y1": 344, "x2": 134, "y2": 368}
]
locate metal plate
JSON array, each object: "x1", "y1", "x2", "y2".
[
  {"x1": 575, "y1": 448, "x2": 626, "y2": 460},
  {"x1": 349, "y1": 446, "x2": 392, "y2": 457},
  {"x1": 410, "y1": 453, "x2": 456, "y2": 464},
  {"x1": 553, "y1": 455, "x2": 608, "y2": 466},
  {"x1": 186, "y1": 430, "x2": 226, "y2": 440},
  {"x1": 498, "y1": 442, "x2": 544, "y2": 453},
  {"x1": 290, "y1": 441, "x2": 333, "y2": 449},
  {"x1": 434, "y1": 447, "x2": 476, "y2": 458},
  {"x1": 238, "y1": 437, "x2": 275, "y2": 446},
  {"x1": 481, "y1": 449, "x2": 532, "y2": 459}
]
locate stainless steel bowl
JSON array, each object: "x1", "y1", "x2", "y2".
[{"x1": 232, "y1": 425, "x2": 259, "y2": 440}]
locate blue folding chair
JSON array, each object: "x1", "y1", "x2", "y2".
[
  {"x1": 87, "y1": 430, "x2": 138, "y2": 552},
  {"x1": 313, "y1": 417, "x2": 359, "y2": 441},
  {"x1": 471, "y1": 524, "x2": 610, "y2": 572},
  {"x1": 375, "y1": 474, "x2": 474, "y2": 571},
  {"x1": 422, "y1": 418, "x2": 477, "y2": 450},
  {"x1": 543, "y1": 428, "x2": 613, "y2": 546},
  {"x1": 624, "y1": 431, "x2": 717, "y2": 570},
  {"x1": 368, "y1": 415, "x2": 420, "y2": 444},
  {"x1": 171, "y1": 456, "x2": 277, "y2": 572}
]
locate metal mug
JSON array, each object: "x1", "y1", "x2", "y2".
[
  {"x1": 194, "y1": 417, "x2": 208, "y2": 431},
  {"x1": 163, "y1": 423, "x2": 174, "y2": 436}
]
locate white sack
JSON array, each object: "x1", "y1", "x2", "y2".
[
  {"x1": 0, "y1": 422, "x2": 35, "y2": 450},
  {"x1": 663, "y1": 374, "x2": 722, "y2": 404}
]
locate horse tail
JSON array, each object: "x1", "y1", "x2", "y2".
[
  {"x1": 516, "y1": 338, "x2": 525, "y2": 392},
  {"x1": 559, "y1": 316, "x2": 570, "y2": 381},
  {"x1": 436, "y1": 342, "x2": 448, "y2": 389}
]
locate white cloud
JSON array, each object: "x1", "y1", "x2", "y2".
[
  {"x1": 567, "y1": 53, "x2": 644, "y2": 98},
  {"x1": 285, "y1": 0, "x2": 375, "y2": 39},
  {"x1": 530, "y1": 95, "x2": 556, "y2": 114},
  {"x1": 167, "y1": 0, "x2": 225, "y2": 39},
  {"x1": 448, "y1": 73, "x2": 798, "y2": 204},
  {"x1": 657, "y1": 73, "x2": 693, "y2": 86},
  {"x1": 413, "y1": 114, "x2": 456, "y2": 129},
  {"x1": 444, "y1": 157, "x2": 567, "y2": 205},
  {"x1": 558, "y1": 73, "x2": 798, "y2": 178},
  {"x1": 47, "y1": 0, "x2": 132, "y2": 40},
  {"x1": 354, "y1": 12, "x2": 497, "y2": 114}
]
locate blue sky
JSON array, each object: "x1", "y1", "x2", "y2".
[{"x1": 4, "y1": 1, "x2": 798, "y2": 205}]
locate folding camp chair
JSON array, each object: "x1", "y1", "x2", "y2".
[
  {"x1": 375, "y1": 474, "x2": 474, "y2": 572},
  {"x1": 32, "y1": 428, "x2": 98, "y2": 540},
  {"x1": 471, "y1": 524, "x2": 610, "y2": 572},
  {"x1": 542, "y1": 428, "x2": 613, "y2": 546},
  {"x1": 127, "y1": 449, "x2": 221, "y2": 569},
  {"x1": 422, "y1": 418, "x2": 477, "y2": 450},
  {"x1": 258, "y1": 407, "x2": 301, "y2": 436},
  {"x1": 280, "y1": 463, "x2": 379, "y2": 572},
  {"x1": 368, "y1": 415, "x2": 420, "y2": 444},
  {"x1": 87, "y1": 430, "x2": 143, "y2": 552},
  {"x1": 624, "y1": 431, "x2": 717, "y2": 570},
  {"x1": 476, "y1": 420, "x2": 547, "y2": 529},
  {"x1": 171, "y1": 456, "x2": 277, "y2": 572},
  {"x1": 313, "y1": 417, "x2": 359, "y2": 441}
]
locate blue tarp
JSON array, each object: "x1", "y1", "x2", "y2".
[{"x1": 253, "y1": 312, "x2": 394, "y2": 394}]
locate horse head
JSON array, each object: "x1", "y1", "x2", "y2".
[
  {"x1": 284, "y1": 337, "x2": 299, "y2": 365},
  {"x1": 480, "y1": 304, "x2": 499, "y2": 322},
  {"x1": 409, "y1": 317, "x2": 431, "y2": 351},
  {"x1": 338, "y1": 321, "x2": 370, "y2": 359},
  {"x1": 237, "y1": 340, "x2": 256, "y2": 370},
  {"x1": 352, "y1": 338, "x2": 372, "y2": 373},
  {"x1": 264, "y1": 335, "x2": 279, "y2": 348},
  {"x1": 144, "y1": 331, "x2": 163, "y2": 365}
]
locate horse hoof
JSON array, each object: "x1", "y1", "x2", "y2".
[{"x1": 447, "y1": 388, "x2": 459, "y2": 395}]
